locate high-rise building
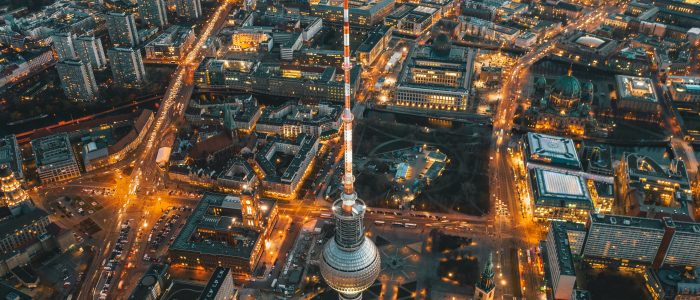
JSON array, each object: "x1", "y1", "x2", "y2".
[
  {"x1": 56, "y1": 59, "x2": 99, "y2": 101},
  {"x1": 319, "y1": 0, "x2": 382, "y2": 297},
  {"x1": 139, "y1": 0, "x2": 169, "y2": 28},
  {"x1": 52, "y1": 32, "x2": 77, "y2": 60},
  {"x1": 108, "y1": 47, "x2": 146, "y2": 87},
  {"x1": 545, "y1": 222, "x2": 577, "y2": 300},
  {"x1": 105, "y1": 12, "x2": 139, "y2": 47},
  {"x1": 176, "y1": 0, "x2": 202, "y2": 20},
  {"x1": 473, "y1": 253, "x2": 495, "y2": 300},
  {"x1": 75, "y1": 35, "x2": 107, "y2": 70}
]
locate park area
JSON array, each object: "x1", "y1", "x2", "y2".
[{"x1": 352, "y1": 112, "x2": 492, "y2": 216}]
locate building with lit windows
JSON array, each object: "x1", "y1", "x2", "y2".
[
  {"x1": 105, "y1": 12, "x2": 139, "y2": 47},
  {"x1": 74, "y1": 35, "x2": 107, "y2": 70},
  {"x1": 393, "y1": 43, "x2": 475, "y2": 112},
  {"x1": 310, "y1": 0, "x2": 395, "y2": 26},
  {"x1": 529, "y1": 168, "x2": 594, "y2": 224},
  {"x1": 614, "y1": 75, "x2": 660, "y2": 117},
  {"x1": 230, "y1": 28, "x2": 273, "y2": 52},
  {"x1": 544, "y1": 221, "x2": 578, "y2": 300},
  {"x1": 108, "y1": 47, "x2": 146, "y2": 87},
  {"x1": 252, "y1": 134, "x2": 318, "y2": 198},
  {"x1": 216, "y1": 158, "x2": 257, "y2": 193},
  {"x1": 0, "y1": 135, "x2": 23, "y2": 181},
  {"x1": 533, "y1": 0, "x2": 583, "y2": 21},
  {"x1": 51, "y1": 32, "x2": 76, "y2": 61},
  {"x1": 176, "y1": 0, "x2": 202, "y2": 20},
  {"x1": 145, "y1": 25, "x2": 195, "y2": 61},
  {"x1": 82, "y1": 110, "x2": 154, "y2": 172},
  {"x1": 138, "y1": 0, "x2": 169, "y2": 28},
  {"x1": 255, "y1": 102, "x2": 342, "y2": 139},
  {"x1": 31, "y1": 133, "x2": 81, "y2": 184},
  {"x1": 296, "y1": 49, "x2": 344, "y2": 67},
  {"x1": 583, "y1": 214, "x2": 700, "y2": 268},
  {"x1": 168, "y1": 191, "x2": 278, "y2": 276},
  {"x1": 386, "y1": 4, "x2": 440, "y2": 36},
  {"x1": 56, "y1": 58, "x2": 98, "y2": 102},
  {"x1": 0, "y1": 165, "x2": 32, "y2": 216},
  {"x1": 356, "y1": 25, "x2": 392, "y2": 66},
  {"x1": 668, "y1": 76, "x2": 700, "y2": 103},
  {"x1": 618, "y1": 153, "x2": 693, "y2": 221},
  {"x1": 194, "y1": 58, "x2": 361, "y2": 102}
]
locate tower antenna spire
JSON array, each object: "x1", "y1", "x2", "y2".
[{"x1": 341, "y1": 0, "x2": 355, "y2": 209}]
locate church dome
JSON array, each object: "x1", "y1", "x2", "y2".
[
  {"x1": 582, "y1": 81, "x2": 594, "y2": 93},
  {"x1": 551, "y1": 75, "x2": 581, "y2": 100}
]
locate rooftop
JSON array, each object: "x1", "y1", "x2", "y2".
[
  {"x1": 531, "y1": 168, "x2": 593, "y2": 209},
  {"x1": 170, "y1": 193, "x2": 276, "y2": 259},
  {"x1": 549, "y1": 221, "x2": 577, "y2": 276},
  {"x1": 525, "y1": 133, "x2": 581, "y2": 170},
  {"x1": 590, "y1": 213, "x2": 700, "y2": 234},
  {"x1": 31, "y1": 133, "x2": 76, "y2": 167},
  {"x1": 199, "y1": 267, "x2": 234, "y2": 300},
  {"x1": 615, "y1": 75, "x2": 658, "y2": 103}
]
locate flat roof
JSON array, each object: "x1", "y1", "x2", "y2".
[
  {"x1": 525, "y1": 133, "x2": 581, "y2": 170},
  {"x1": 615, "y1": 75, "x2": 659, "y2": 103},
  {"x1": 549, "y1": 221, "x2": 576, "y2": 276},
  {"x1": 199, "y1": 267, "x2": 235, "y2": 300},
  {"x1": 0, "y1": 135, "x2": 22, "y2": 179},
  {"x1": 590, "y1": 213, "x2": 700, "y2": 234},
  {"x1": 531, "y1": 168, "x2": 592, "y2": 209},
  {"x1": 170, "y1": 193, "x2": 277, "y2": 258}
]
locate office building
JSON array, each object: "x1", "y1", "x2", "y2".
[
  {"x1": 252, "y1": 134, "x2": 319, "y2": 198},
  {"x1": 310, "y1": 0, "x2": 395, "y2": 26},
  {"x1": 545, "y1": 221, "x2": 577, "y2": 300},
  {"x1": 145, "y1": 25, "x2": 195, "y2": 61},
  {"x1": 194, "y1": 58, "x2": 361, "y2": 102},
  {"x1": 31, "y1": 133, "x2": 81, "y2": 184},
  {"x1": 583, "y1": 214, "x2": 700, "y2": 268},
  {"x1": 51, "y1": 32, "x2": 76, "y2": 60},
  {"x1": 0, "y1": 135, "x2": 23, "y2": 181},
  {"x1": 255, "y1": 102, "x2": 342, "y2": 139},
  {"x1": 82, "y1": 110, "x2": 154, "y2": 172},
  {"x1": 108, "y1": 47, "x2": 147, "y2": 87},
  {"x1": 74, "y1": 35, "x2": 107, "y2": 70},
  {"x1": 106, "y1": 12, "x2": 139, "y2": 47},
  {"x1": 176, "y1": 0, "x2": 202, "y2": 20},
  {"x1": 357, "y1": 25, "x2": 393, "y2": 66},
  {"x1": 522, "y1": 133, "x2": 582, "y2": 170},
  {"x1": 528, "y1": 168, "x2": 594, "y2": 224},
  {"x1": 614, "y1": 75, "x2": 661, "y2": 115},
  {"x1": 199, "y1": 267, "x2": 238, "y2": 300},
  {"x1": 668, "y1": 76, "x2": 700, "y2": 103},
  {"x1": 394, "y1": 43, "x2": 475, "y2": 112},
  {"x1": 169, "y1": 191, "x2": 278, "y2": 276},
  {"x1": 618, "y1": 153, "x2": 693, "y2": 221},
  {"x1": 56, "y1": 59, "x2": 99, "y2": 102},
  {"x1": 139, "y1": 0, "x2": 169, "y2": 28}
]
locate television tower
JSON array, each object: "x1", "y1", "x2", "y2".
[{"x1": 318, "y1": 1, "x2": 381, "y2": 299}]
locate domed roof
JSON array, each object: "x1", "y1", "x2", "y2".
[
  {"x1": 582, "y1": 81, "x2": 594, "y2": 92},
  {"x1": 575, "y1": 35, "x2": 606, "y2": 48},
  {"x1": 551, "y1": 75, "x2": 581, "y2": 99},
  {"x1": 320, "y1": 237, "x2": 381, "y2": 296}
]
